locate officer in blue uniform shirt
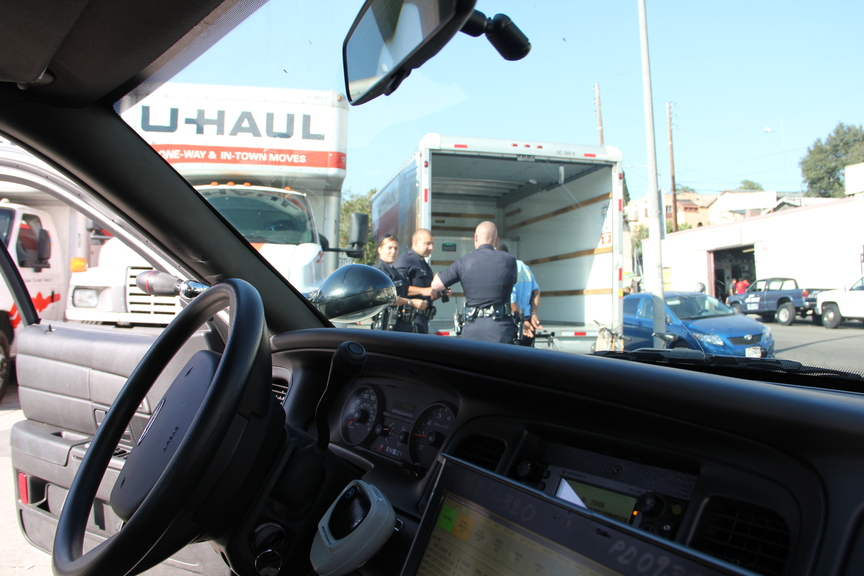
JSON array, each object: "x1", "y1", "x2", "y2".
[
  {"x1": 372, "y1": 234, "x2": 427, "y2": 332},
  {"x1": 394, "y1": 228, "x2": 443, "y2": 334},
  {"x1": 431, "y1": 221, "x2": 517, "y2": 343}
]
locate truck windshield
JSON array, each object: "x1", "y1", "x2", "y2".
[
  {"x1": 667, "y1": 294, "x2": 736, "y2": 320},
  {"x1": 199, "y1": 188, "x2": 315, "y2": 245},
  {"x1": 0, "y1": 208, "x2": 13, "y2": 246}
]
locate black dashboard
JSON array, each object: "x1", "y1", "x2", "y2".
[{"x1": 270, "y1": 328, "x2": 864, "y2": 576}]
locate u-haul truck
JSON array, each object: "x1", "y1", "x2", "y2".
[
  {"x1": 372, "y1": 133, "x2": 626, "y2": 349},
  {"x1": 67, "y1": 83, "x2": 351, "y2": 325}
]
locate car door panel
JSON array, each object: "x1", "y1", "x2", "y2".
[{"x1": 10, "y1": 320, "x2": 230, "y2": 574}]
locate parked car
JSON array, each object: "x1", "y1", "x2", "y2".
[
  {"x1": 3, "y1": 2, "x2": 864, "y2": 576},
  {"x1": 727, "y1": 277, "x2": 827, "y2": 325},
  {"x1": 816, "y1": 275, "x2": 864, "y2": 328},
  {"x1": 625, "y1": 292, "x2": 775, "y2": 358}
]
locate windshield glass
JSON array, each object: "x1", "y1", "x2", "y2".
[
  {"x1": 104, "y1": 0, "x2": 864, "y2": 370},
  {"x1": 666, "y1": 294, "x2": 735, "y2": 320},
  {"x1": 0, "y1": 208, "x2": 14, "y2": 247},
  {"x1": 198, "y1": 187, "x2": 316, "y2": 245}
]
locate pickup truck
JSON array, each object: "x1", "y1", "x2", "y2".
[
  {"x1": 815, "y1": 275, "x2": 864, "y2": 328},
  {"x1": 727, "y1": 277, "x2": 827, "y2": 325}
]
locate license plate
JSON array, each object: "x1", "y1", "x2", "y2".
[
  {"x1": 746, "y1": 303, "x2": 759, "y2": 311},
  {"x1": 745, "y1": 346, "x2": 763, "y2": 358}
]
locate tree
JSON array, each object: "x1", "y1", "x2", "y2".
[
  {"x1": 676, "y1": 184, "x2": 696, "y2": 194},
  {"x1": 666, "y1": 221, "x2": 692, "y2": 233},
  {"x1": 738, "y1": 179, "x2": 763, "y2": 191},
  {"x1": 631, "y1": 224, "x2": 649, "y2": 259},
  {"x1": 339, "y1": 188, "x2": 377, "y2": 265},
  {"x1": 800, "y1": 122, "x2": 864, "y2": 198},
  {"x1": 622, "y1": 172, "x2": 631, "y2": 205}
]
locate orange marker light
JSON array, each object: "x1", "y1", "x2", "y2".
[{"x1": 70, "y1": 257, "x2": 87, "y2": 273}]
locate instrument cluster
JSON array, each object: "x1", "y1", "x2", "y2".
[{"x1": 337, "y1": 380, "x2": 458, "y2": 472}]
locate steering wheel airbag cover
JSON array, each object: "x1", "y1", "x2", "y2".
[{"x1": 111, "y1": 350, "x2": 220, "y2": 521}]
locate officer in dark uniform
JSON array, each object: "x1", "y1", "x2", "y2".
[
  {"x1": 431, "y1": 221, "x2": 517, "y2": 343},
  {"x1": 372, "y1": 234, "x2": 427, "y2": 332},
  {"x1": 394, "y1": 228, "x2": 443, "y2": 334}
]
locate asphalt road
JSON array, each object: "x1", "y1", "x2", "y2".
[
  {"x1": 770, "y1": 316, "x2": 864, "y2": 371},
  {"x1": 1, "y1": 318, "x2": 863, "y2": 572}
]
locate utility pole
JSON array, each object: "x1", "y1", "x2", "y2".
[
  {"x1": 637, "y1": 0, "x2": 665, "y2": 347},
  {"x1": 595, "y1": 84, "x2": 604, "y2": 146},
  {"x1": 667, "y1": 102, "x2": 678, "y2": 232}
]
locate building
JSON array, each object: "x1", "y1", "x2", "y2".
[
  {"x1": 647, "y1": 191, "x2": 864, "y2": 300},
  {"x1": 626, "y1": 190, "x2": 715, "y2": 229}
]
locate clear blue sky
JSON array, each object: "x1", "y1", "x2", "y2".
[{"x1": 174, "y1": 0, "x2": 864, "y2": 199}]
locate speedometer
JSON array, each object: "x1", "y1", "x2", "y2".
[
  {"x1": 340, "y1": 385, "x2": 381, "y2": 446},
  {"x1": 409, "y1": 403, "x2": 456, "y2": 469}
]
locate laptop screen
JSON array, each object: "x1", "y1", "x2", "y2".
[{"x1": 401, "y1": 456, "x2": 751, "y2": 576}]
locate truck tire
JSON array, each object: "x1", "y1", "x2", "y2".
[
  {"x1": 731, "y1": 303, "x2": 743, "y2": 314},
  {"x1": 775, "y1": 302, "x2": 795, "y2": 326},
  {"x1": 0, "y1": 332, "x2": 11, "y2": 401},
  {"x1": 821, "y1": 303, "x2": 842, "y2": 329}
]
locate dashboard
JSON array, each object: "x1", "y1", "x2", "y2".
[{"x1": 270, "y1": 328, "x2": 864, "y2": 576}]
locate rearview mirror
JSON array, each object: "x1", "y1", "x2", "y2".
[{"x1": 343, "y1": 0, "x2": 476, "y2": 105}]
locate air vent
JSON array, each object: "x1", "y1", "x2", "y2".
[
  {"x1": 692, "y1": 497, "x2": 790, "y2": 576},
  {"x1": 451, "y1": 436, "x2": 505, "y2": 472},
  {"x1": 271, "y1": 378, "x2": 290, "y2": 405}
]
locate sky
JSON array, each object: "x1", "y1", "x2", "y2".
[{"x1": 173, "y1": 0, "x2": 864, "y2": 200}]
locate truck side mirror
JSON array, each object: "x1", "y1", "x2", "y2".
[
  {"x1": 321, "y1": 212, "x2": 369, "y2": 258},
  {"x1": 309, "y1": 264, "x2": 395, "y2": 321},
  {"x1": 346, "y1": 212, "x2": 369, "y2": 258},
  {"x1": 37, "y1": 229, "x2": 51, "y2": 265}
]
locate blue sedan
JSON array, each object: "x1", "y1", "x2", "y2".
[{"x1": 623, "y1": 291, "x2": 775, "y2": 358}]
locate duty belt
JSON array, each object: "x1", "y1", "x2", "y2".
[
  {"x1": 399, "y1": 304, "x2": 437, "y2": 322},
  {"x1": 464, "y1": 304, "x2": 512, "y2": 320}
]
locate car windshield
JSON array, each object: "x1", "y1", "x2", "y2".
[
  {"x1": 666, "y1": 294, "x2": 735, "y2": 320},
  {"x1": 112, "y1": 1, "x2": 864, "y2": 371},
  {"x1": 4, "y1": 0, "x2": 860, "y2": 372}
]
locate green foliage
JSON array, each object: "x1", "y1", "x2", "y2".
[
  {"x1": 676, "y1": 184, "x2": 696, "y2": 194},
  {"x1": 339, "y1": 189, "x2": 377, "y2": 265},
  {"x1": 622, "y1": 173, "x2": 631, "y2": 205},
  {"x1": 631, "y1": 224, "x2": 649, "y2": 257},
  {"x1": 738, "y1": 179, "x2": 763, "y2": 191},
  {"x1": 800, "y1": 122, "x2": 864, "y2": 198},
  {"x1": 666, "y1": 220, "x2": 692, "y2": 233}
]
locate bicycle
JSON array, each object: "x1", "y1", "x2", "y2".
[{"x1": 591, "y1": 321, "x2": 630, "y2": 353}]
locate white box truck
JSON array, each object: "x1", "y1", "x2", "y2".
[
  {"x1": 371, "y1": 133, "x2": 625, "y2": 349},
  {"x1": 67, "y1": 83, "x2": 355, "y2": 325}
]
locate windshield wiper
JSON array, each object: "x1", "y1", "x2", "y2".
[{"x1": 593, "y1": 348, "x2": 864, "y2": 392}]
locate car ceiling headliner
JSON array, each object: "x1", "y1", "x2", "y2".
[{"x1": 0, "y1": 0, "x2": 267, "y2": 108}]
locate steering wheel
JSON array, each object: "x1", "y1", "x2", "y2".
[
  {"x1": 265, "y1": 219, "x2": 295, "y2": 231},
  {"x1": 53, "y1": 279, "x2": 282, "y2": 576}
]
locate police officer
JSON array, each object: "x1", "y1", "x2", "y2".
[
  {"x1": 431, "y1": 221, "x2": 517, "y2": 343},
  {"x1": 372, "y1": 234, "x2": 427, "y2": 332},
  {"x1": 496, "y1": 242, "x2": 542, "y2": 347},
  {"x1": 394, "y1": 228, "x2": 445, "y2": 334}
]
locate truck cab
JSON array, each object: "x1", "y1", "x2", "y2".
[{"x1": 0, "y1": 200, "x2": 65, "y2": 397}]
